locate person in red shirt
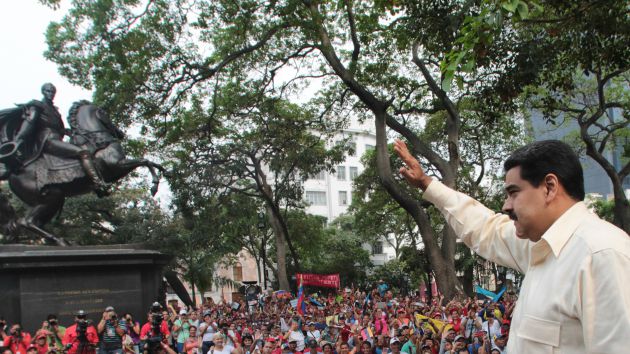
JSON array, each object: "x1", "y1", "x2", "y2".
[
  {"x1": 139, "y1": 312, "x2": 171, "y2": 340},
  {"x1": 63, "y1": 311, "x2": 99, "y2": 354},
  {"x1": 33, "y1": 334, "x2": 49, "y2": 354},
  {"x1": 3, "y1": 324, "x2": 32, "y2": 354}
]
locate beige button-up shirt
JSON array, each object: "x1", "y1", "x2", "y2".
[{"x1": 424, "y1": 180, "x2": 630, "y2": 353}]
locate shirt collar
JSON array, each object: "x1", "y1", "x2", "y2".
[{"x1": 540, "y1": 202, "x2": 589, "y2": 258}]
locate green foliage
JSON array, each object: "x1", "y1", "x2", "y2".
[
  {"x1": 288, "y1": 213, "x2": 371, "y2": 286},
  {"x1": 367, "y1": 259, "x2": 411, "y2": 295},
  {"x1": 591, "y1": 198, "x2": 615, "y2": 224}
]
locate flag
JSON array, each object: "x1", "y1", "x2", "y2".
[
  {"x1": 360, "y1": 327, "x2": 373, "y2": 341},
  {"x1": 474, "y1": 285, "x2": 506, "y2": 302},
  {"x1": 309, "y1": 297, "x2": 324, "y2": 307},
  {"x1": 297, "y1": 276, "x2": 306, "y2": 315}
]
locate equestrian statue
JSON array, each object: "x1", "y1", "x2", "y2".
[{"x1": 0, "y1": 83, "x2": 166, "y2": 245}]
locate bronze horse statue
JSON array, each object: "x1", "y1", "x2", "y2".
[{"x1": 0, "y1": 101, "x2": 166, "y2": 245}]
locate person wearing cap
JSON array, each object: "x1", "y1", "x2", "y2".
[
  {"x1": 395, "y1": 139, "x2": 630, "y2": 352},
  {"x1": 199, "y1": 312, "x2": 218, "y2": 354},
  {"x1": 97, "y1": 306, "x2": 127, "y2": 354},
  {"x1": 35, "y1": 314, "x2": 65, "y2": 352},
  {"x1": 139, "y1": 309, "x2": 171, "y2": 342},
  {"x1": 305, "y1": 323, "x2": 320, "y2": 345},
  {"x1": 33, "y1": 332, "x2": 49, "y2": 354},
  {"x1": 490, "y1": 334, "x2": 507, "y2": 354},
  {"x1": 27, "y1": 344, "x2": 38, "y2": 354},
  {"x1": 460, "y1": 309, "x2": 481, "y2": 342},
  {"x1": 63, "y1": 311, "x2": 99, "y2": 354},
  {"x1": 262, "y1": 339, "x2": 275, "y2": 354},
  {"x1": 451, "y1": 336, "x2": 466, "y2": 353},
  {"x1": 282, "y1": 319, "x2": 305, "y2": 352},
  {"x1": 387, "y1": 337, "x2": 401, "y2": 354},
  {"x1": 287, "y1": 340, "x2": 302, "y2": 354},
  {"x1": 480, "y1": 313, "x2": 499, "y2": 350},
  {"x1": 173, "y1": 309, "x2": 194, "y2": 353}
]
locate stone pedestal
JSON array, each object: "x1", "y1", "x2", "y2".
[{"x1": 0, "y1": 244, "x2": 170, "y2": 332}]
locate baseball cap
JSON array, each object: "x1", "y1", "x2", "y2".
[
  {"x1": 105, "y1": 306, "x2": 115, "y2": 312},
  {"x1": 76, "y1": 310, "x2": 87, "y2": 317},
  {"x1": 179, "y1": 309, "x2": 188, "y2": 315},
  {"x1": 389, "y1": 338, "x2": 400, "y2": 345},
  {"x1": 27, "y1": 345, "x2": 37, "y2": 352},
  {"x1": 454, "y1": 335, "x2": 465, "y2": 342}
]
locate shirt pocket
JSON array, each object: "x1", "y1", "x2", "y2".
[{"x1": 517, "y1": 315, "x2": 560, "y2": 353}]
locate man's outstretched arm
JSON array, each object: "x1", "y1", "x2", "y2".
[{"x1": 393, "y1": 139, "x2": 530, "y2": 273}]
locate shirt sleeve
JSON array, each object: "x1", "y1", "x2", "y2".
[
  {"x1": 423, "y1": 180, "x2": 531, "y2": 273},
  {"x1": 578, "y1": 249, "x2": 630, "y2": 351}
]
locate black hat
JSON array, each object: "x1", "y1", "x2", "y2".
[{"x1": 76, "y1": 310, "x2": 86, "y2": 317}]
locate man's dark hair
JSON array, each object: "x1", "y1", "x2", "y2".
[
  {"x1": 504, "y1": 140, "x2": 584, "y2": 201},
  {"x1": 47, "y1": 314, "x2": 57, "y2": 321}
]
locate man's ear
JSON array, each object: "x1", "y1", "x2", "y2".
[{"x1": 543, "y1": 174, "x2": 560, "y2": 202}]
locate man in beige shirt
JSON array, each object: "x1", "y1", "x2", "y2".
[{"x1": 394, "y1": 139, "x2": 630, "y2": 353}]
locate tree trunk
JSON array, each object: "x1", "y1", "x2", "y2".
[
  {"x1": 463, "y1": 251, "x2": 474, "y2": 297},
  {"x1": 373, "y1": 110, "x2": 462, "y2": 299},
  {"x1": 267, "y1": 203, "x2": 290, "y2": 290},
  {"x1": 612, "y1": 186, "x2": 630, "y2": 234}
]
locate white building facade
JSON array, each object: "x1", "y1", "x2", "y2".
[{"x1": 303, "y1": 118, "x2": 397, "y2": 266}]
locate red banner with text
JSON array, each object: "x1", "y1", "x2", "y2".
[{"x1": 296, "y1": 273, "x2": 340, "y2": 288}]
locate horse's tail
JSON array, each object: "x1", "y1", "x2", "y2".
[{"x1": 0, "y1": 185, "x2": 19, "y2": 239}]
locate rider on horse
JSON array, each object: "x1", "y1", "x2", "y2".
[{"x1": 0, "y1": 83, "x2": 110, "y2": 197}]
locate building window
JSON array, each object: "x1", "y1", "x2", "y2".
[
  {"x1": 372, "y1": 242, "x2": 383, "y2": 255},
  {"x1": 349, "y1": 141, "x2": 357, "y2": 156},
  {"x1": 337, "y1": 166, "x2": 346, "y2": 181},
  {"x1": 365, "y1": 144, "x2": 375, "y2": 151},
  {"x1": 305, "y1": 191, "x2": 327, "y2": 206},
  {"x1": 349, "y1": 166, "x2": 359, "y2": 180},
  {"x1": 310, "y1": 170, "x2": 326, "y2": 180},
  {"x1": 339, "y1": 191, "x2": 348, "y2": 205},
  {"x1": 233, "y1": 263, "x2": 243, "y2": 281}
]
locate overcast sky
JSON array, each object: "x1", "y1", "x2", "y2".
[
  {"x1": 0, "y1": 2, "x2": 92, "y2": 122},
  {"x1": 0, "y1": 2, "x2": 173, "y2": 208}
]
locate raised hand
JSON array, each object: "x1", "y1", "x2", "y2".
[{"x1": 393, "y1": 139, "x2": 432, "y2": 190}]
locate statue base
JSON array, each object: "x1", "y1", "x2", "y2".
[{"x1": 0, "y1": 244, "x2": 171, "y2": 332}]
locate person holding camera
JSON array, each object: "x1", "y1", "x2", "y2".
[
  {"x1": 121, "y1": 313, "x2": 141, "y2": 354},
  {"x1": 3, "y1": 324, "x2": 31, "y2": 354},
  {"x1": 63, "y1": 311, "x2": 99, "y2": 354},
  {"x1": 97, "y1": 306, "x2": 127, "y2": 354},
  {"x1": 35, "y1": 315, "x2": 66, "y2": 352},
  {"x1": 140, "y1": 313, "x2": 171, "y2": 342}
]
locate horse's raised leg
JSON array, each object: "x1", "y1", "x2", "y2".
[
  {"x1": 19, "y1": 188, "x2": 68, "y2": 246},
  {"x1": 107, "y1": 158, "x2": 165, "y2": 196}
]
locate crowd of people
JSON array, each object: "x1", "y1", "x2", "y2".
[{"x1": 0, "y1": 284, "x2": 515, "y2": 354}]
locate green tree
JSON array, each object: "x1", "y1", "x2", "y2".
[
  {"x1": 43, "y1": 0, "x2": 525, "y2": 298},
  {"x1": 443, "y1": 0, "x2": 630, "y2": 232}
]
